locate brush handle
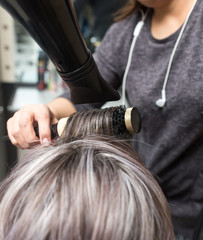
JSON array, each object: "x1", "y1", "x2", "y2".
[{"x1": 34, "y1": 124, "x2": 58, "y2": 139}]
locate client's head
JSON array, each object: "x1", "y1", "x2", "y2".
[{"x1": 0, "y1": 136, "x2": 174, "y2": 240}]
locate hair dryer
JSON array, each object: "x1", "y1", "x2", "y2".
[{"x1": 0, "y1": 0, "x2": 120, "y2": 104}]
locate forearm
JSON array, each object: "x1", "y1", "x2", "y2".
[{"x1": 48, "y1": 97, "x2": 77, "y2": 120}]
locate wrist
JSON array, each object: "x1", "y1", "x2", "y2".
[{"x1": 48, "y1": 97, "x2": 76, "y2": 120}]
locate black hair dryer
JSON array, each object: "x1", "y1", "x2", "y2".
[{"x1": 0, "y1": 0, "x2": 120, "y2": 104}]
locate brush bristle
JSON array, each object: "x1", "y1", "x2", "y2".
[{"x1": 112, "y1": 105, "x2": 132, "y2": 138}]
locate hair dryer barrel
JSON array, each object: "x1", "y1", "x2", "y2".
[{"x1": 0, "y1": 0, "x2": 120, "y2": 103}]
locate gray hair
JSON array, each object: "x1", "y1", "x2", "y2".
[{"x1": 0, "y1": 136, "x2": 174, "y2": 240}]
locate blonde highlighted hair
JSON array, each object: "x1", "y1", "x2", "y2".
[{"x1": 0, "y1": 135, "x2": 174, "y2": 240}]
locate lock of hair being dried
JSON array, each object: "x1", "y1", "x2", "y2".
[
  {"x1": 34, "y1": 105, "x2": 142, "y2": 140},
  {"x1": 60, "y1": 105, "x2": 141, "y2": 140}
]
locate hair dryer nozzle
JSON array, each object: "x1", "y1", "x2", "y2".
[{"x1": 59, "y1": 53, "x2": 120, "y2": 103}]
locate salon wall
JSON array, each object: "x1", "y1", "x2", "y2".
[
  {"x1": 0, "y1": 6, "x2": 64, "y2": 181},
  {"x1": 0, "y1": 7, "x2": 14, "y2": 181},
  {"x1": 0, "y1": 7, "x2": 15, "y2": 83}
]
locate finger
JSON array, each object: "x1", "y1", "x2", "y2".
[
  {"x1": 7, "y1": 113, "x2": 30, "y2": 149},
  {"x1": 7, "y1": 118, "x2": 21, "y2": 148},
  {"x1": 35, "y1": 104, "x2": 51, "y2": 143},
  {"x1": 19, "y1": 110, "x2": 40, "y2": 147}
]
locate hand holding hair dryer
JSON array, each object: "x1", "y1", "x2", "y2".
[{"x1": 0, "y1": 0, "x2": 120, "y2": 103}]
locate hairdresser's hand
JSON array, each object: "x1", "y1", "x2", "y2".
[
  {"x1": 7, "y1": 104, "x2": 58, "y2": 149},
  {"x1": 7, "y1": 97, "x2": 76, "y2": 149}
]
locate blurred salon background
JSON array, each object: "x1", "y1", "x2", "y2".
[{"x1": 0, "y1": 0, "x2": 126, "y2": 181}]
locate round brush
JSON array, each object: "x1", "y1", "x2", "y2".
[{"x1": 34, "y1": 105, "x2": 142, "y2": 139}]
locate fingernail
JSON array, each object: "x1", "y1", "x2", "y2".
[
  {"x1": 42, "y1": 138, "x2": 49, "y2": 146},
  {"x1": 42, "y1": 138, "x2": 48, "y2": 143}
]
